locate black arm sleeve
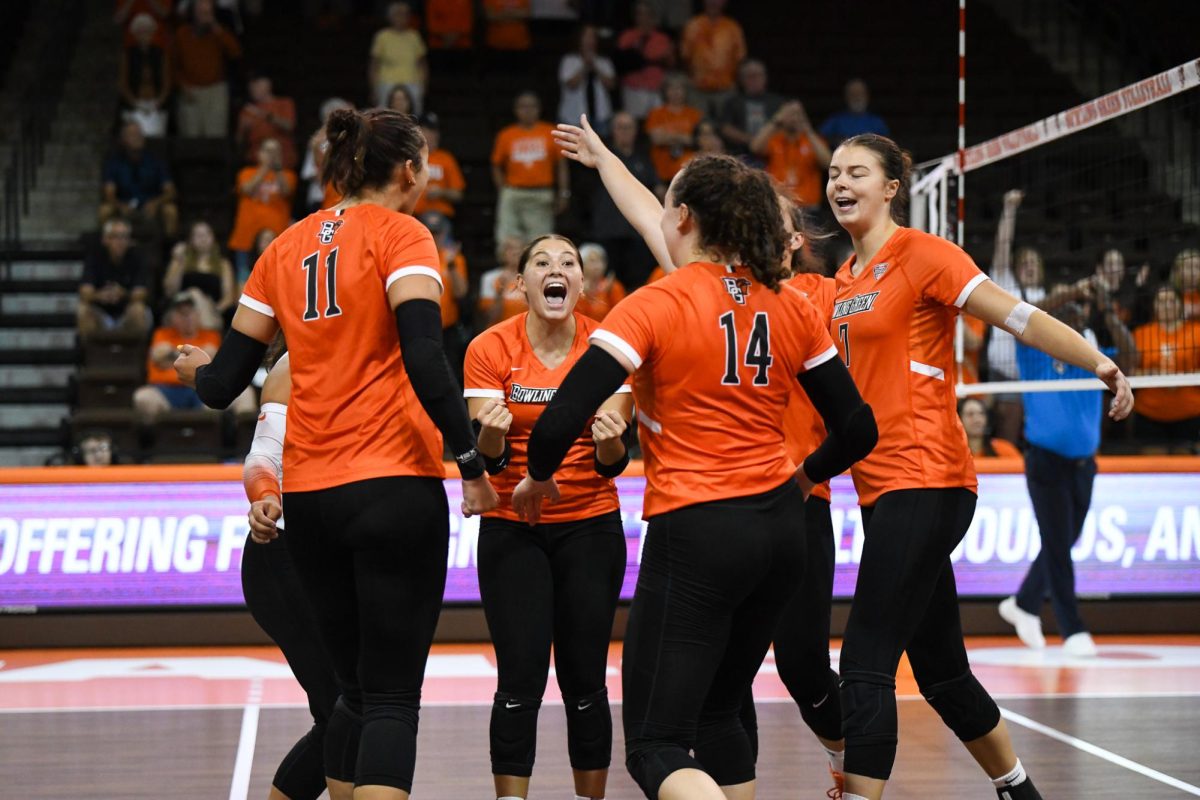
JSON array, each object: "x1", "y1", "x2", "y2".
[
  {"x1": 797, "y1": 357, "x2": 878, "y2": 484},
  {"x1": 594, "y1": 422, "x2": 632, "y2": 478},
  {"x1": 396, "y1": 299, "x2": 485, "y2": 480},
  {"x1": 194, "y1": 330, "x2": 268, "y2": 410},
  {"x1": 527, "y1": 345, "x2": 629, "y2": 481},
  {"x1": 472, "y1": 419, "x2": 512, "y2": 475}
]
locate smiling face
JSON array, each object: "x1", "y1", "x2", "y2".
[
  {"x1": 518, "y1": 236, "x2": 583, "y2": 322},
  {"x1": 827, "y1": 143, "x2": 898, "y2": 235}
]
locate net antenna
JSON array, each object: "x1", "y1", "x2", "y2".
[{"x1": 911, "y1": 56, "x2": 1200, "y2": 397}]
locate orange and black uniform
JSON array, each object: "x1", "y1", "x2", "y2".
[
  {"x1": 832, "y1": 227, "x2": 1002, "y2": 781},
  {"x1": 464, "y1": 312, "x2": 631, "y2": 778},
  {"x1": 522, "y1": 262, "x2": 874, "y2": 797},
  {"x1": 237, "y1": 204, "x2": 462, "y2": 793}
]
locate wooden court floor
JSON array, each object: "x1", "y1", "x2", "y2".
[{"x1": 2, "y1": 636, "x2": 1199, "y2": 799}]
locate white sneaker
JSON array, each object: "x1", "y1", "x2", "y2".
[
  {"x1": 999, "y1": 596, "x2": 1046, "y2": 650},
  {"x1": 1063, "y1": 632, "x2": 1098, "y2": 658}
]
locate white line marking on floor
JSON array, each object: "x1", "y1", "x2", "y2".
[
  {"x1": 999, "y1": 706, "x2": 1200, "y2": 796},
  {"x1": 228, "y1": 679, "x2": 263, "y2": 800}
]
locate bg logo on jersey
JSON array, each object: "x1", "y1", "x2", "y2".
[
  {"x1": 317, "y1": 219, "x2": 344, "y2": 244},
  {"x1": 723, "y1": 276, "x2": 752, "y2": 305},
  {"x1": 832, "y1": 291, "x2": 880, "y2": 320},
  {"x1": 509, "y1": 384, "x2": 556, "y2": 404}
]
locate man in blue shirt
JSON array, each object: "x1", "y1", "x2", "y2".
[
  {"x1": 818, "y1": 78, "x2": 889, "y2": 147},
  {"x1": 99, "y1": 120, "x2": 179, "y2": 239},
  {"x1": 1000, "y1": 296, "x2": 1136, "y2": 657}
]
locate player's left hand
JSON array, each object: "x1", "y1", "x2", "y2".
[
  {"x1": 248, "y1": 497, "x2": 282, "y2": 544},
  {"x1": 173, "y1": 344, "x2": 212, "y2": 388},
  {"x1": 1096, "y1": 360, "x2": 1133, "y2": 421},
  {"x1": 511, "y1": 473, "x2": 561, "y2": 525},
  {"x1": 591, "y1": 409, "x2": 627, "y2": 444}
]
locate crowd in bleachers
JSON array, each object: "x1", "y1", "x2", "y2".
[{"x1": 69, "y1": 0, "x2": 1197, "y2": 464}]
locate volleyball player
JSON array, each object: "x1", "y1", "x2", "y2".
[
  {"x1": 241, "y1": 349, "x2": 354, "y2": 800},
  {"x1": 511, "y1": 154, "x2": 878, "y2": 800},
  {"x1": 464, "y1": 234, "x2": 634, "y2": 800},
  {"x1": 174, "y1": 107, "x2": 498, "y2": 800},
  {"x1": 824, "y1": 133, "x2": 1133, "y2": 800},
  {"x1": 555, "y1": 117, "x2": 848, "y2": 792}
]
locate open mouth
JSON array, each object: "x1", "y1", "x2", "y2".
[
  {"x1": 543, "y1": 281, "x2": 567, "y2": 309},
  {"x1": 834, "y1": 197, "x2": 858, "y2": 212}
]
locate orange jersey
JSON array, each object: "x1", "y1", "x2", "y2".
[
  {"x1": 483, "y1": 0, "x2": 531, "y2": 50},
  {"x1": 833, "y1": 227, "x2": 987, "y2": 506},
  {"x1": 463, "y1": 312, "x2": 631, "y2": 522},
  {"x1": 680, "y1": 14, "x2": 746, "y2": 92},
  {"x1": 491, "y1": 123, "x2": 558, "y2": 188},
  {"x1": 477, "y1": 268, "x2": 527, "y2": 322},
  {"x1": 439, "y1": 248, "x2": 468, "y2": 328},
  {"x1": 1133, "y1": 320, "x2": 1200, "y2": 422},
  {"x1": 596, "y1": 262, "x2": 837, "y2": 517},
  {"x1": 426, "y1": 0, "x2": 473, "y2": 47},
  {"x1": 413, "y1": 148, "x2": 466, "y2": 218},
  {"x1": 782, "y1": 273, "x2": 837, "y2": 502},
  {"x1": 645, "y1": 105, "x2": 702, "y2": 182},
  {"x1": 240, "y1": 205, "x2": 446, "y2": 492},
  {"x1": 229, "y1": 168, "x2": 296, "y2": 252},
  {"x1": 764, "y1": 132, "x2": 826, "y2": 207},
  {"x1": 148, "y1": 327, "x2": 220, "y2": 385},
  {"x1": 576, "y1": 277, "x2": 627, "y2": 321},
  {"x1": 646, "y1": 266, "x2": 667, "y2": 284}
]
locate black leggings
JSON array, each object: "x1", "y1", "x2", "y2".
[
  {"x1": 622, "y1": 480, "x2": 806, "y2": 798},
  {"x1": 697, "y1": 497, "x2": 841, "y2": 781},
  {"x1": 477, "y1": 510, "x2": 627, "y2": 777},
  {"x1": 839, "y1": 488, "x2": 1000, "y2": 780},
  {"x1": 282, "y1": 476, "x2": 450, "y2": 794}
]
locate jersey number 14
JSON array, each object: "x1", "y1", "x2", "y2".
[
  {"x1": 302, "y1": 248, "x2": 342, "y2": 321},
  {"x1": 719, "y1": 311, "x2": 773, "y2": 386}
]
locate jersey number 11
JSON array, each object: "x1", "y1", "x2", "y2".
[{"x1": 302, "y1": 248, "x2": 342, "y2": 321}]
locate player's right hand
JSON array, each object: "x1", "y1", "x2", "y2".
[
  {"x1": 553, "y1": 114, "x2": 610, "y2": 169},
  {"x1": 173, "y1": 344, "x2": 212, "y2": 387},
  {"x1": 248, "y1": 497, "x2": 282, "y2": 544},
  {"x1": 461, "y1": 475, "x2": 500, "y2": 518},
  {"x1": 1096, "y1": 361, "x2": 1134, "y2": 421},
  {"x1": 475, "y1": 398, "x2": 513, "y2": 438}
]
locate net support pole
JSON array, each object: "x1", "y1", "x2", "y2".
[{"x1": 957, "y1": 0, "x2": 966, "y2": 245}]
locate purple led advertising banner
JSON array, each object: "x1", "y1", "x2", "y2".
[{"x1": 1, "y1": 473, "x2": 1198, "y2": 611}]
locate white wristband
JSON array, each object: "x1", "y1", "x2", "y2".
[{"x1": 1004, "y1": 300, "x2": 1037, "y2": 335}]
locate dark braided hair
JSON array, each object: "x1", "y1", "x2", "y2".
[
  {"x1": 670, "y1": 155, "x2": 790, "y2": 291},
  {"x1": 321, "y1": 107, "x2": 425, "y2": 198}
]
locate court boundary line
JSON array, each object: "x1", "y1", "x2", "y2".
[
  {"x1": 999, "y1": 706, "x2": 1200, "y2": 797},
  {"x1": 228, "y1": 679, "x2": 262, "y2": 800}
]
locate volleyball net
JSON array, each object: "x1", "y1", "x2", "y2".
[{"x1": 912, "y1": 59, "x2": 1200, "y2": 398}]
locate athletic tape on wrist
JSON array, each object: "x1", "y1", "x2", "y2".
[{"x1": 1004, "y1": 300, "x2": 1036, "y2": 335}]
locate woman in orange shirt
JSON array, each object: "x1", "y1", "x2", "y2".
[
  {"x1": 464, "y1": 234, "x2": 633, "y2": 800},
  {"x1": 229, "y1": 138, "x2": 296, "y2": 282},
  {"x1": 825, "y1": 134, "x2": 1131, "y2": 800},
  {"x1": 1133, "y1": 285, "x2": 1200, "y2": 451},
  {"x1": 478, "y1": 235, "x2": 529, "y2": 325},
  {"x1": 514, "y1": 154, "x2": 877, "y2": 800},
  {"x1": 644, "y1": 73, "x2": 702, "y2": 183},
  {"x1": 575, "y1": 242, "x2": 626, "y2": 321},
  {"x1": 958, "y1": 397, "x2": 1022, "y2": 459},
  {"x1": 175, "y1": 107, "x2": 498, "y2": 800}
]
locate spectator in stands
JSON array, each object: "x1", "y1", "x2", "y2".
[
  {"x1": 174, "y1": 0, "x2": 241, "y2": 138},
  {"x1": 644, "y1": 0, "x2": 691, "y2": 32},
  {"x1": 575, "y1": 242, "x2": 625, "y2": 321},
  {"x1": 426, "y1": 212, "x2": 470, "y2": 372},
  {"x1": 228, "y1": 138, "x2": 296, "y2": 281},
  {"x1": 1093, "y1": 247, "x2": 1152, "y2": 328},
  {"x1": 818, "y1": 78, "x2": 890, "y2": 146},
  {"x1": 386, "y1": 85, "x2": 417, "y2": 116},
  {"x1": 1132, "y1": 285, "x2": 1200, "y2": 453},
  {"x1": 236, "y1": 74, "x2": 297, "y2": 169},
  {"x1": 299, "y1": 96, "x2": 351, "y2": 213},
  {"x1": 413, "y1": 112, "x2": 466, "y2": 229},
  {"x1": 478, "y1": 235, "x2": 528, "y2": 326},
  {"x1": 589, "y1": 111, "x2": 660, "y2": 288},
  {"x1": 369, "y1": 1, "x2": 427, "y2": 110},
  {"x1": 133, "y1": 292, "x2": 222, "y2": 423},
  {"x1": 491, "y1": 91, "x2": 568, "y2": 244},
  {"x1": 680, "y1": 0, "x2": 746, "y2": 119},
  {"x1": 119, "y1": 13, "x2": 172, "y2": 138},
  {"x1": 615, "y1": 2, "x2": 675, "y2": 120},
  {"x1": 1172, "y1": 248, "x2": 1200, "y2": 319},
  {"x1": 694, "y1": 118, "x2": 725, "y2": 156},
  {"x1": 644, "y1": 73, "x2": 701, "y2": 184},
  {"x1": 75, "y1": 430, "x2": 116, "y2": 466},
  {"x1": 77, "y1": 218, "x2": 152, "y2": 340},
  {"x1": 426, "y1": 0, "x2": 474, "y2": 49},
  {"x1": 719, "y1": 59, "x2": 784, "y2": 159},
  {"x1": 115, "y1": 0, "x2": 173, "y2": 48},
  {"x1": 959, "y1": 398, "x2": 1021, "y2": 459},
  {"x1": 484, "y1": 0, "x2": 532, "y2": 50},
  {"x1": 177, "y1": 0, "x2": 242, "y2": 33},
  {"x1": 750, "y1": 99, "x2": 831, "y2": 211},
  {"x1": 163, "y1": 220, "x2": 236, "y2": 329},
  {"x1": 251, "y1": 228, "x2": 277, "y2": 268},
  {"x1": 100, "y1": 120, "x2": 179, "y2": 239},
  {"x1": 558, "y1": 25, "x2": 616, "y2": 136}
]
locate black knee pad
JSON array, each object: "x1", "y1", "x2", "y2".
[
  {"x1": 563, "y1": 688, "x2": 613, "y2": 771},
  {"x1": 920, "y1": 670, "x2": 1001, "y2": 743},
  {"x1": 323, "y1": 695, "x2": 362, "y2": 783},
  {"x1": 273, "y1": 721, "x2": 328, "y2": 800},
  {"x1": 839, "y1": 670, "x2": 899, "y2": 780},
  {"x1": 625, "y1": 735, "x2": 699, "y2": 800},
  {"x1": 797, "y1": 667, "x2": 844, "y2": 742},
  {"x1": 490, "y1": 692, "x2": 543, "y2": 777},
  {"x1": 357, "y1": 688, "x2": 422, "y2": 792},
  {"x1": 693, "y1": 704, "x2": 756, "y2": 787}
]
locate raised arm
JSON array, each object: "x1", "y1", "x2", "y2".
[
  {"x1": 553, "y1": 115, "x2": 675, "y2": 271},
  {"x1": 990, "y1": 189, "x2": 1021, "y2": 287}
]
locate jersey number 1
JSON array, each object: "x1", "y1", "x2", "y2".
[
  {"x1": 719, "y1": 311, "x2": 773, "y2": 386},
  {"x1": 302, "y1": 248, "x2": 342, "y2": 321}
]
